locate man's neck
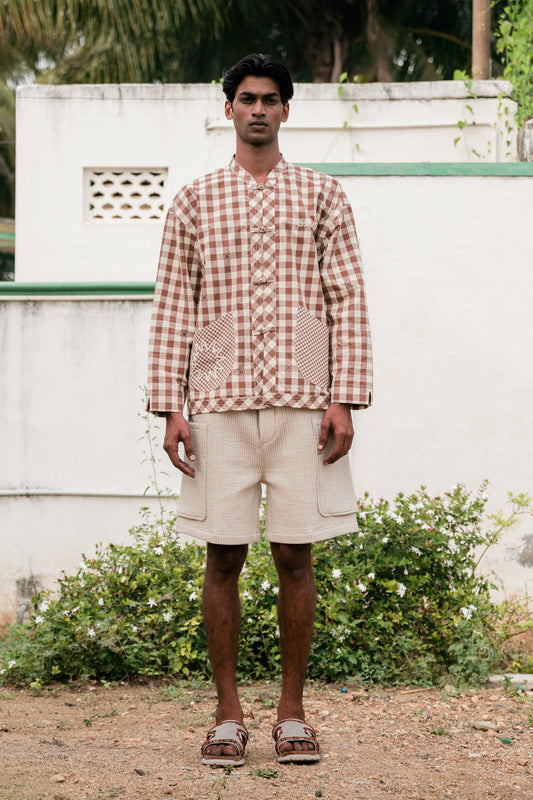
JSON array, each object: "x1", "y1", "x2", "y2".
[{"x1": 234, "y1": 142, "x2": 282, "y2": 183}]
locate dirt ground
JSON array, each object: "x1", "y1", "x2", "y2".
[{"x1": 0, "y1": 680, "x2": 531, "y2": 800}]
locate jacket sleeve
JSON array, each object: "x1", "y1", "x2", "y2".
[
  {"x1": 146, "y1": 190, "x2": 202, "y2": 415},
  {"x1": 318, "y1": 182, "x2": 373, "y2": 409}
]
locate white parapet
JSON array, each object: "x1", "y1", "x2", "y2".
[{"x1": 15, "y1": 80, "x2": 517, "y2": 283}]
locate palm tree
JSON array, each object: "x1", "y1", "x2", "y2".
[
  {"x1": 0, "y1": 0, "x2": 232, "y2": 83},
  {"x1": 0, "y1": 0, "x2": 493, "y2": 86}
]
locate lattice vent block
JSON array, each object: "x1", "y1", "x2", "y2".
[{"x1": 85, "y1": 168, "x2": 168, "y2": 221}]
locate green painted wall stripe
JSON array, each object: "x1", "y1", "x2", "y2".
[
  {"x1": 0, "y1": 282, "x2": 154, "y2": 296},
  {"x1": 301, "y1": 162, "x2": 533, "y2": 176}
]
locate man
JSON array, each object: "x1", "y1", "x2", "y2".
[{"x1": 147, "y1": 53, "x2": 372, "y2": 766}]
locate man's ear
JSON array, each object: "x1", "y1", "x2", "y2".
[
  {"x1": 225, "y1": 100, "x2": 233, "y2": 120},
  {"x1": 281, "y1": 102, "x2": 290, "y2": 123}
]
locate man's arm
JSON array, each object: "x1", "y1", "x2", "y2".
[
  {"x1": 318, "y1": 182, "x2": 373, "y2": 411},
  {"x1": 317, "y1": 402, "x2": 354, "y2": 465},
  {"x1": 146, "y1": 190, "x2": 201, "y2": 418},
  {"x1": 163, "y1": 411, "x2": 196, "y2": 477}
]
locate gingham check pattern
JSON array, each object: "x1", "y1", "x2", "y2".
[{"x1": 147, "y1": 157, "x2": 372, "y2": 415}]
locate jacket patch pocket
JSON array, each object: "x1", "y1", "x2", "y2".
[
  {"x1": 189, "y1": 314, "x2": 236, "y2": 392},
  {"x1": 177, "y1": 422, "x2": 208, "y2": 521},
  {"x1": 295, "y1": 306, "x2": 330, "y2": 388},
  {"x1": 314, "y1": 421, "x2": 357, "y2": 517}
]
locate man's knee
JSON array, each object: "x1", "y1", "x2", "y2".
[
  {"x1": 270, "y1": 542, "x2": 313, "y2": 578},
  {"x1": 205, "y1": 542, "x2": 248, "y2": 581}
]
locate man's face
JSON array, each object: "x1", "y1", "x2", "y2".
[{"x1": 225, "y1": 75, "x2": 289, "y2": 147}]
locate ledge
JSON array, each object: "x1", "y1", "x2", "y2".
[
  {"x1": 0, "y1": 282, "x2": 155, "y2": 297},
  {"x1": 304, "y1": 162, "x2": 533, "y2": 176}
]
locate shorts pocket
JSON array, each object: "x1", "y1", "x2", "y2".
[
  {"x1": 314, "y1": 421, "x2": 357, "y2": 516},
  {"x1": 295, "y1": 306, "x2": 330, "y2": 388},
  {"x1": 177, "y1": 422, "x2": 208, "y2": 521}
]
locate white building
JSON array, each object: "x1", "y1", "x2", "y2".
[{"x1": 1, "y1": 80, "x2": 532, "y2": 622}]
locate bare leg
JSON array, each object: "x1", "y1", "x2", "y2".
[
  {"x1": 270, "y1": 542, "x2": 316, "y2": 754},
  {"x1": 202, "y1": 542, "x2": 248, "y2": 757}
]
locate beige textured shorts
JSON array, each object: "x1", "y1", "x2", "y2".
[{"x1": 176, "y1": 407, "x2": 359, "y2": 545}]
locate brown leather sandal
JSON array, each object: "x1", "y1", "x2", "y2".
[
  {"x1": 201, "y1": 720, "x2": 248, "y2": 767},
  {"x1": 272, "y1": 718, "x2": 321, "y2": 763}
]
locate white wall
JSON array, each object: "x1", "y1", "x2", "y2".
[
  {"x1": 15, "y1": 81, "x2": 516, "y2": 283},
  {"x1": 2, "y1": 171, "x2": 533, "y2": 620}
]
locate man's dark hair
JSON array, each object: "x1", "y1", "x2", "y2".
[{"x1": 222, "y1": 53, "x2": 294, "y2": 105}]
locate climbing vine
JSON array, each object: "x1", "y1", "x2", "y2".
[{"x1": 495, "y1": 0, "x2": 533, "y2": 127}]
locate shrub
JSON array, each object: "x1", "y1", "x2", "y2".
[{"x1": 2, "y1": 482, "x2": 523, "y2": 688}]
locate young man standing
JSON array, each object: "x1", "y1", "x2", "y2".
[{"x1": 147, "y1": 53, "x2": 372, "y2": 766}]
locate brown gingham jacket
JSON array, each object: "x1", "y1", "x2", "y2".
[{"x1": 147, "y1": 157, "x2": 372, "y2": 415}]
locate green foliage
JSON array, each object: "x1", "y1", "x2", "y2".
[
  {"x1": 0, "y1": 507, "x2": 209, "y2": 685},
  {"x1": 2, "y1": 482, "x2": 527, "y2": 688},
  {"x1": 495, "y1": 0, "x2": 533, "y2": 126},
  {"x1": 311, "y1": 483, "x2": 497, "y2": 685}
]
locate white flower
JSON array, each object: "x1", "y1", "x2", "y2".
[
  {"x1": 242, "y1": 590, "x2": 252, "y2": 600},
  {"x1": 39, "y1": 601, "x2": 49, "y2": 612},
  {"x1": 332, "y1": 568, "x2": 342, "y2": 579},
  {"x1": 357, "y1": 582, "x2": 367, "y2": 593},
  {"x1": 34, "y1": 615, "x2": 44, "y2": 624},
  {"x1": 98, "y1": 598, "x2": 104, "y2": 606},
  {"x1": 87, "y1": 627, "x2": 96, "y2": 638},
  {"x1": 0, "y1": 669, "x2": 5, "y2": 675},
  {"x1": 153, "y1": 546, "x2": 164, "y2": 555},
  {"x1": 147, "y1": 598, "x2": 157, "y2": 607},
  {"x1": 367, "y1": 572, "x2": 375, "y2": 580},
  {"x1": 382, "y1": 537, "x2": 389, "y2": 544},
  {"x1": 275, "y1": 625, "x2": 280, "y2": 637},
  {"x1": 272, "y1": 586, "x2": 279, "y2": 595},
  {"x1": 189, "y1": 591, "x2": 198, "y2": 602},
  {"x1": 131, "y1": 625, "x2": 138, "y2": 633},
  {"x1": 261, "y1": 580, "x2": 270, "y2": 591},
  {"x1": 62, "y1": 610, "x2": 70, "y2": 616},
  {"x1": 345, "y1": 584, "x2": 352, "y2": 593},
  {"x1": 8, "y1": 660, "x2": 16, "y2": 669},
  {"x1": 162, "y1": 611, "x2": 173, "y2": 622},
  {"x1": 410, "y1": 547, "x2": 422, "y2": 556},
  {"x1": 121, "y1": 576, "x2": 126, "y2": 583},
  {"x1": 461, "y1": 604, "x2": 476, "y2": 620},
  {"x1": 374, "y1": 515, "x2": 383, "y2": 524},
  {"x1": 396, "y1": 582, "x2": 407, "y2": 598}
]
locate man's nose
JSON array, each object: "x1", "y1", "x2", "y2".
[{"x1": 252, "y1": 100, "x2": 265, "y2": 115}]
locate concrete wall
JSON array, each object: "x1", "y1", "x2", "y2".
[
  {"x1": 15, "y1": 81, "x2": 516, "y2": 283},
  {"x1": 2, "y1": 170, "x2": 533, "y2": 620}
]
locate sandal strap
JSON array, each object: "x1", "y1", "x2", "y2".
[
  {"x1": 201, "y1": 720, "x2": 248, "y2": 757},
  {"x1": 272, "y1": 718, "x2": 319, "y2": 755}
]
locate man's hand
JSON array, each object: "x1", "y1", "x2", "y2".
[
  {"x1": 318, "y1": 403, "x2": 354, "y2": 465},
  {"x1": 163, "y1": 411, "x2": 196, "y2": 477}
]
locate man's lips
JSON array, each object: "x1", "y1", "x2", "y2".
[{"x1": 250, "y1": 121, "x2": 267, "y2": 128}]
